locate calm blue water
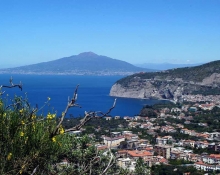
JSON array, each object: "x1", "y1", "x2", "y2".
[{"x1": 0, "y1": 74, "x2": 166, "y2": 117}]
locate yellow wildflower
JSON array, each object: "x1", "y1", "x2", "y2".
[
  {"x1": 19, "y1": 109, "x2": 24, "y2": 113},
  {"x1": 52, "y1": 137, "x2": 56, "y2": 142},
  {"x1": 47, "y1": 113, "x2": 56, "y2": 120},
  {"x1": 31, "y1": 115, "x2": 36, "y2": 119},
  {"x1": 20, "y1": 131, "x2": 24, "y2": 137},
  {"x1": 21, "y1": 121, "x2": 25, "y2": 125},
  {"x1": 47, "y1": 113, "x2": 52, "y2": 119},
  {"x1": 7, "y1": 152, "x2": 12, "y2": 160},
  {"x1": 19, "y1": 164, "x2": 25, "y2": 174},
  {"x1": 59, "y1": 126, "x2": 65, "y2": 134},
  {"x1": 3, "y1": 113, "x2": 6, "y2": 117}
]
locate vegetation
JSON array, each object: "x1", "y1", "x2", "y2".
[
  {"x1": 117, "y1": 60, "x2": 220, "y2": 86},
  {"x1": 151, "y1": 164, "x2": 203, "y2": 175},
  {"x1": 0, "y1": 79, "x2": 116, "y2": 174},
  {"x1": 139, "y1": 103, "x2": 177, "y2": 117},
  {"x1": 169, "y1": 159, "x2": 193, "y2": 165},
  {"x1": 116, "y1": 60, "x2": 220, "y2": 96},
  {"x1": 134, "y1": 158, "x2": 150, "y2": 175}
]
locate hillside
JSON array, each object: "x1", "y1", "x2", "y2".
[
  {"x1": 0, "y1": 52, "x2": 152, "y2": 75},
  {"x1": 110, "y1": 60, "x2": 220, "y2": 101}
]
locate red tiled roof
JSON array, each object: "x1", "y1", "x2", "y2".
[
  {"x1": 127, "y1": 150, "x2": 153, "y2": 157},
  {"x1": 97, "y1": 145, "x2": 108, "y2": 150},
  {"x1": 159, "y1": 158, "x2": 168, "y2": 163},
  {"x1": 195, "y1": 161, "x2": 206, "y2": 165},
  {"x1": 210, "y1": 154, "x2": 220, "y2": 158}
]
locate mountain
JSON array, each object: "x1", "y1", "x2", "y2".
[
  {"x1": 135, "y1": 63, "x2": 202, "y2": 71},
  {"x1": 110, "y1": 60, "x2": 220, "y2": 101},
  {"x1": 0, "y1": 52, "x2": 153, "y2": 75}
]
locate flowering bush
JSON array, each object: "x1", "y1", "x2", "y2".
[
  {"x1": 0, "y1": 82, "x2": 116, "y2": 174},
  {"x1": 0, "y1": 96, "x2": 71, "y2": 174}
]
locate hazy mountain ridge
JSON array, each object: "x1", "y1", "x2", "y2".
[
  {"x1": 110, "y1": 60, "x2": 220, "y2": 101},
  {"x1": 0, "y1": 52, "x2": 153, "y2": 75}
]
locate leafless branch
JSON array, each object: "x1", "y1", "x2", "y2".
[
  {"x1": 99, "y1": 129, "x2": 115, "y2": 175},
  {"x1": 51, "y1": 85, "x2": 80, "y2": 137},
  {"x1": 1, "y1": 77, "x2": 22, "y2": 91},
  {"x1": 0, "y1": 77, "x2": 22, "y2": 96},
  {"x1": 95, "y1": 98, "x2": 117, "y2": 117},
  {"x1": 64, "y1": 98, "x2": 116, "y2": 133},
  {"x1": 31, "y1": 165, "x2": 39, "y2": 175},
  {"x1": 100, "y1": 150, "x2": 114, "y2": 175}
]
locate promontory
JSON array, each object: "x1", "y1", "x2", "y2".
[{"x1": 110, "y1": 60, "x2": 220, "y2": 101}]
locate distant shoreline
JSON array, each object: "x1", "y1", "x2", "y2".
[{"x1": 0, "y1": 72, "x2": 134, "y2": 76}]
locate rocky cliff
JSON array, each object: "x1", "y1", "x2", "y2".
[{"x1": 110, "y1": 60, "x2": 220, "y2": 101}]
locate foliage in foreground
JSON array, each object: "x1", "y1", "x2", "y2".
[{"x1": 0, "y1": 81, "x2": 115, "y2": 175}]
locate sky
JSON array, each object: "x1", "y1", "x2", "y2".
[{"x1": 0, "y1": 0, "x2": 220, "y2": 68}]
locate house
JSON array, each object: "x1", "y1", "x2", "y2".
[
  {"x1": 188, "y1": 153, "x2": 201, "y2": 162},
  {"x1": 117, "y1": 157, "x2": 136, "y2": 172},
  {"x1": 208, "y1": 132, "x2": 220, "y2": 139},
  {"x1": 111, "y1": 132, "x2": 121, "y2": 137},
  {"x1": 103, "y1": 135, "x2": 125, "y2": 148},
  {"x1": 124, "y1": 133, "x2": 139, "y2": 140},
  {"x1": 105, "y1": 116, "x2": 112, "y2": 120},
  {"x1": 140, "y1": 122, "x2": 153, "y2": 129},
  {"x1": 123, "y1": 116, "x2": 133, "y2": 121},
  {"x1": 180, "y1": 128, "x2": 192, "y2": 135},
  {"x1": 127, "y1": 140, "x2": 139, "y2": 149},
  {"x1": 96, "y1": 144, "x2": 108, "y2": 151},
  {"x1": 117, "y1": 150, "x2": 128, "y2": 158},
  {"x1": 122, "y1": 130, "x2": 133, "y2": 135},
  {"x1": 156, "y1": 136, "x2": 173, "y2": 145},
  {"x1": 145, "y1": 156, "x2": 168, "y2": 167},
  {"x1": 154, "y1": 145, "x2": 173, "y2": 159},
  {"x1": 128, "y1": 122, "x2": 141, "y2": 128},
  {"x1": 114, "y1": 116, "x2": 120, "y2": 120},
  {"x1": 182, "y1": 140, "x2": 195, "y2": 148},
  {"x1": 127, "y1": 150, "x2": 153, "y2": 160},
  {"x1": 171, "y1": 107, "x2": 181, "y2": 113},
  {"x1": 199, "y1": 103, "x2": 215, "y2": 110},
  {"x1": 194, "y1": 161, "x2": 220, "y2": 171},
  {"x1": 195, "y1": 141, "x2": 209, "y2": 149},
  {"x1": 134, "y1": 115, "x2": 141, "y2": 121},
  {"x1": 202, "y1": 154, "x2": 220, "y2": 164}
]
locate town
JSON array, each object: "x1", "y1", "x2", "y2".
[{"x1": 63, "y1": 99, "x2": 220, "y2": 174}]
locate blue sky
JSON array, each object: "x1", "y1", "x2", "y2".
[{"x1": 0, "y1": 0, "x2": 220, "y2": 68}]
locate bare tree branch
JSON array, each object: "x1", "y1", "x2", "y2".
[
  {"x1": 1, "y1": 77, "x2": 22, "y2": 91},
  {"x1": 31, "y1": 165, "x2": 39, "y2": 175},
  {"x1": 65, "y1": 98, "x2": 116, "y2": 133},
  {"x1": 95, "y1": 98, "x2": 117, "y2": 117},
  {"x1": 51, "y1": 85, "x2": 80, "y2": 137},
  {"x1": 99, "y1": 129, "x2": 115, "y2": 175},
  {"x1": 0, "y1": 77, "x2": 22, "y2": 95}
]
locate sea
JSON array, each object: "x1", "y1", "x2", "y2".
[{"x1": 0, "y1": 74, "x2": 168, "y2": 118}]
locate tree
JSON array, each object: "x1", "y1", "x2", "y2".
[
  {"x1": 0, "y1": 78, "x2": 116, "y2": 174},
  {"x1": 134, "y1": 158, "x2": 150, "y2": 175}
]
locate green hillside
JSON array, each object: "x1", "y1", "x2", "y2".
[{"x1": 117, "y1": 60, "x2": 220, "y2": 86}]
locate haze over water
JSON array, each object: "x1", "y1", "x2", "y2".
[{"x1": 0, "y1": 74, "x2": 167, "y2": 117}]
